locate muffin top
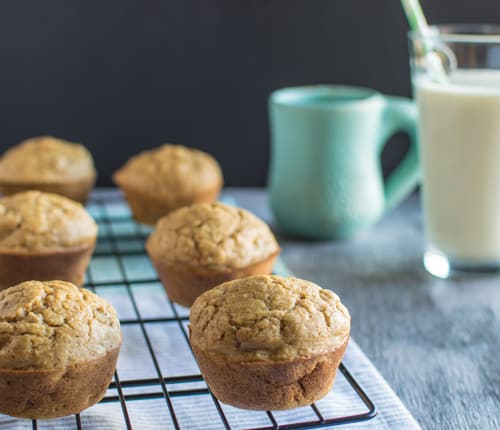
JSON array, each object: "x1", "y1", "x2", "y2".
[
  {"x1": 113, "y1": 144, "x2": 223, "y2": 196},
  {"x1": 0, "y1": 136, "x2": 96, "y2": 183},
  {"x1": 190, "y1": 275, "x2": 350, "y2": 362},
  {"x1": 0, "y1": 191, "x2": 97, "y2": 253},
  {"x1": 0, "y1": 281, "x2": 122, "y2": 370},
  {"x1": 146, "y1": 202, "x2": 279, "y2": 272}
]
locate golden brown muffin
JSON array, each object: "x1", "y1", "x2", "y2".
[
  {"x1": 113, "y1": 144, "x2": 223, "y2": 225},
  {"x1": 0, "y1": 280, "x2": 122, "y2": 419},
  {"x1": 189, "y1": 275, "x2": 350, "y2": 410},
  {"x1": 146, "y1": 202, "x2": 280, "y2": 307},
  {"x1": 0, "y1": 136, "x2": 97, "y2": 204},
  {"x1": 0, "y1": 191, "x2": 97, "y2": 289}
]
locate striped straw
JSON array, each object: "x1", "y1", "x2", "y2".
[
  {"x1": 401, "y1": 0, "x2": 448, "y2": 82},
  {"x1": 401, "y1": 0, "x2": 431, "y2": 37}
]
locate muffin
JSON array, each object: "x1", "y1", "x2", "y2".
[
  {"x1": 0, "y1": 280, "x2": 122, "y2": 419},
  {"x1": 0, "y1": 136, "x2": 96, "y2": 204},
  {"x1": 0, "y1": 191, "x2": 97, "y2": 289},
  {"x1": 146, "y1": 202, "x2": 280, "y2": 307},
  {"x1": 189, "y1": 275, "x2": 350, "y2": 410},
  {"x1": 113, "y1": 144, "x2": 223, "y2": 225}
]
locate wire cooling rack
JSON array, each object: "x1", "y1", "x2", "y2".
[{"x1": 6, "y1": 193, "x2": 376, "y2": 430}]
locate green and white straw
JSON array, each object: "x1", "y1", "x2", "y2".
[
  {"x1": 401, "y1": 0, "x2": 448, "y2": 83},
  {"x1": 401, "y1": 0, "x2": 432, "y2": 37}
]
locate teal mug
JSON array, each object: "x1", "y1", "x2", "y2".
[{"x1": 268, "y1": 85, "x2": 420, "y2": 239}]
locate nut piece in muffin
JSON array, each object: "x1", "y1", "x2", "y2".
[
  {"x1": 0, "y1": 280, "x2": 122, "y2": 419},
  {"x1": 0, "y1": 191, "x2": 97, "y2": 289},
  {"x1": 113, "y1": 144, "x2": 223, "y2": 225},
  {"x1": 0, "y1": 136, "x2": 97, "y2": 204},
  {"x1": 189, "y1": 275, "x2": 350, "y2": 410},
  {"x1": 146, "y1": 202, "x2": 280, "y2": 307}
]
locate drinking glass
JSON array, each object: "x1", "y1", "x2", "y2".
[{"x1": 409, "y1": 25, "x2": 500, "y2": 278}]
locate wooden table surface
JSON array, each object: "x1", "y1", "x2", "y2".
[{"x1": 230, "y1": 188, "x2": 500, "y2": 430}]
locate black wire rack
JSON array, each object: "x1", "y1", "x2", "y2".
[{"x1": 12, "y1": 194, "x2": 376, "y2": 430}]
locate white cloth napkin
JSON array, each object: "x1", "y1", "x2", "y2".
[
  {"x1": 0, "y1": 193, "x2": 421, "y2": 429},
  {"x1": 0, "y1": 335, "x2": 421, "y2": 429}
]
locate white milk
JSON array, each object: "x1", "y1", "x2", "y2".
[{"x1": 416, "y1": 70, "x2": 500, "y2": 263}]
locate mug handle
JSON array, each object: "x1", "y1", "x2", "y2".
[{"x1": 379, "y1": 96, "x2": 420, "y2": 211}]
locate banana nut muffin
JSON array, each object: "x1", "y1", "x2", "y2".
[
  {"x1": 0, "y1": 191, "x2": 97, "y2": 289},
  {"x1": 0, "y1": 280, "x2": 122, "y2": 419},
  {"x1": 189, "y1": 275, "x2": 350, "y2": 410},
  {"x1": 113, "y1": 144, "x2": 223, "y2": 225},
  {"x1": 0, "y1": 136, "x2": 97, "y2": 204},
  {"x1": 146, "y1": 202, "x2": 280, "y2": 307}
]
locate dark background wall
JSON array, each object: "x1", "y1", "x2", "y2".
[{"x1": 0, "y1": 1, "x2": 498, "y2": 186}]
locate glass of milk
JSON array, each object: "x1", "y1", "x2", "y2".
[{"x1": 410, "y1": 25, "x2": 500, "y2": 278}]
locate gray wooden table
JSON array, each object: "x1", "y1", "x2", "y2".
[{"x1": 229, "y1": 188, "x2": 500, "y2": 430}]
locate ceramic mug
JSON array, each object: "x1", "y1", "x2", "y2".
[{"x1": 268, "y1": 85, "x2": 420, "y2": 239}]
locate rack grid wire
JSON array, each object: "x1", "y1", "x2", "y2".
[{"x1": 7, "y1": 194, "x2": 376, "y2": 430}]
